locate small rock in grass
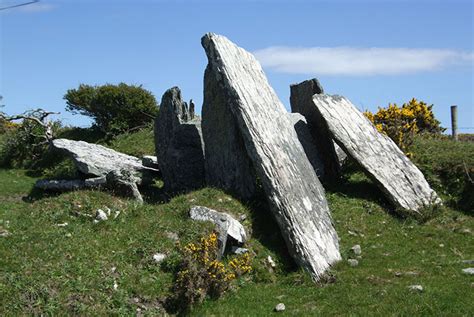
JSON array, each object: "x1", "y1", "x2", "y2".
[
  {"x1": 267, "y1": 255, "x2": 276, "y2": 268},
  {"x1": 231, "y1": 247, "x2": 249, "y2": 255},
  {"x1": 348, "y1": 259, "x2": 359, "y2": 267},
  {"x1": 461, "y1": 260, "x2": 474, "y2": 265},
  {"x1": 152, "y1": 253, "x2": 167, "y2": 263},
  {"x1": 0, "y1": 229, "x2": 11, "y2": 237},
  {"x1": 405, "y1": 271, "x2": 419, "y2": 276},
  {"x1": 274, "y1": 303, "x2": 285, "y2": 312},
  {"x1": 56, "y1": 222, "x2": 68, "y2": 227},
  {"x1": 408, "y1": 285, "x2": 423, "y2": 292},
  {"x1": 462, "y1": 268, "x2": 474, "y2": 275},
  {"x1": 65, "y1": 233, "x2": 72, "y2": 238},
  {"x1": 351, "y1": 244, "x2": 362, "y2": 255},
  {"x1": 94, "y1": 209, "x2": 108, "y2": 222},
  {"x1": 165, "y1": 231, "x2": 179, "y2": 241},
  {"x1": 113, "y1": 280, "x2": 118, "y2": 290}
]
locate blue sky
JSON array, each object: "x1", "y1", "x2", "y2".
[{"x1": 1, "y1": 0, "x2": 473, "y2": 132}]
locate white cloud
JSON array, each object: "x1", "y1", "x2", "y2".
[{"x1": 253, "y1": 46, "x2": 474, "y2": 76}]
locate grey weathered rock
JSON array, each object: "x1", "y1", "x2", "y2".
[
  {"x1": 462, "y1": 268, "x2": 474, "y2": 275},
  {"x1": 202, "y1": 65, "x2": 257, "y2": 200},
  {"x1": 52, "y1": 139, "x2": 158, "y2": 182},
  {"x1": 408, "y1": 285, "x2": 424, "y2": 292},
  {"x1": 334, "y1": 142, "x2": 348, "y2": 166},
  {"x1": 311, "y1": 94, "x2": 440, "y2": 213},
  {"x1": 290, "y1": 79, "x2": 340, "y2": 180},
  {"x1": 35, "y1": 176, "x2": 107, "y2": 192},
  {"x1": 142, "y1": 155, "x2": 159, "y2": 169},
  {"x1": 154, "y1": 87, "x2": 205, "y2": 192},
  {"x1": 202, "y1": 33, "x2": 341, "y2": 280},
  {"x1": 351, "y1": 244, "x2": 362, "y2": 256},
  {"x1": 267, "y1": 255, "x2": 277, "y2": 268},
  {"x1": 231, "y1": 247, "x2": 249, "y2": 255},
  {"x1": 95, "y1": 209, "x2": 109, "y2": 222},
  {"x1": 189, "y1": 205, "x2": 247, "y2": 257},
  {"x1": 347, "y1": 259, "x2": 359, "y2": 267},
  {"x1": 274, "y1": 303, "x2": 286, "y2": 312},
  {"x1": 288, "y1": 113, "x2": 326, "y2": 178},
  {"x1": 35, "y1": 179, "x2": 87, "y2": 191},
  {"x1": 462, "y1": 260, "x2": 474, "y2": 265},
  {"x1": 152, "y1": 253, "x2": 167, "y2": 263},
  {"x1": 106, "y1": 170, "x2": 143, "y2": 203}
]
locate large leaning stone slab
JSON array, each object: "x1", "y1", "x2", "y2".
[
  {"x1": 52, "y1": 139, "x2": 158, "y2": 182},
  {"x1": 202, "y1": 65, "x2": 257, "y2": 200},
  {"x1": 189, "y1": 205, "x2": 247, "y2": 257},
  {"x1": 312, "y1": 94, "x2": 440, "y2": 213},
  {"x1": 154, "y1": 87, "x2": 205, "y2": 192},
  {"x1": 202, "y1": 33, "x2": 341, "y2": 280},
  {"x1": 290, "y1": 79, "x2": 340, "y2": 180}
]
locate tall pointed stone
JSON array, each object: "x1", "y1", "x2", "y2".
[
  {"x1": 311, "y1": 94, "x2": 440, "y2": 213},
  {"x1": 202, "y1": 33, "x2": 341, "y2": 280},
  {"x1": 154, "y1": 87, "x2": 205, "y2": 192},
  {"x1": 290, "y1": 79, "x2": 340, "y2": 180}
]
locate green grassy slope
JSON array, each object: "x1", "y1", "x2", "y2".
[{"x1": 0, "y1": 130, "x2": 473, "y2": 315}]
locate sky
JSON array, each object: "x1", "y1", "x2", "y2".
[{"x1": 1, "y1": 0, "x2": 473, "y2": 132}]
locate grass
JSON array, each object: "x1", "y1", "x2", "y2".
[{"x1": 0, "y1": 130, "x2": 473, "y2": 315}]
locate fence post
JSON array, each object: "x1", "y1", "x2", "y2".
[{"x1": 451, "y1": 105, "x2": 458, "y2": 141}]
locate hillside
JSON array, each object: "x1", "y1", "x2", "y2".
[{"x1": 0, "y1": 129, "x2": 473, "y2": 315}]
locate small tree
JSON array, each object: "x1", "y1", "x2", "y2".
[{"x1": 64, "y1": 83, "x2": 158, "y2": 135}]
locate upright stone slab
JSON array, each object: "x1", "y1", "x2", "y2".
[
  {"x1": 154, "y1": 87, "x2": 205, "y2": 192},
  {"x1": 202, "y1": 33, "x2": 341, "y2": 280},
  {"x1": 312, "y1": 94, "x2": 440, "y2": 213},
  {"x1": 202, "y1": 66, "x2": 257, "y2": 200},
  {"x1": 290, "y1": 79, "x2": 340, "y2": 180}
]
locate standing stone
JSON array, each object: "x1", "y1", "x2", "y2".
[
  {"x1": 154, "y1": 87, "x2": 205, "y2": 192},
  {"x1": 202, "y1": 66, "x2": 257, "y2": 200},
  {"x1": 311, "y1": 94, "x2": 440, "y2": 213},
  {"x1": 288, "y1": 113, "x2": 326, "y2": 178},
  {"x1": 290, "y1": 79, "x2": 340, "y2": 180},
  {"x1": 201, "y1": 33, "x2": 341, "y2": 280}
]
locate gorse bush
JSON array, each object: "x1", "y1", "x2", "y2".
[
  {"x1": 64, "y1": 83, "x2": 158, "y2": 136},
  {"x1": 364, "y1": 98, "x2": 445, "y2": 154},
  {"x1": 167, "y1": 232, "x2": 252, "y2": 312}
]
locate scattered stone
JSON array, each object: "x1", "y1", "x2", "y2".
[
  {"x1": 152, "y1": 253, "x2": 167, "y2": 263},
  {"x1": 394, "y1": 272, "x2": 402, "y2": 277},
  {"x1": 165, "y1": 231, "x2": 179, "y2": 241},
  {"x1": 274, "y1": 303, "x2": 286, "y2": 312},
  {"x1": 35, "y1": 179, "x2": 87, "y2": 191},
  {"x1": 348, "y1": 259, "x2": 359, "y2": 267},
  {"x1": 201, "y1": 32, "x2": 341, "y2": 280},
  {"x1": 239, "y1": 214, "x2": 247, "y2": 222},
  {"x1": 351, "y1": 244, "x2": 362, "y2": 256},
  {"x1": 405, "y1": 271, "x2": 419, "y2": 276},
  {"x1": 94, "y1": 209, "x2": 109, "y2": 222},
  {"x1": 56, "y1": 222, "x2": 68, "y2": 227},
  {"x1": 408, "y1": 285, "x2": 423, "y2": 292},
  {"x1": 310, "y1": 94, "x2": 441, "y2": 214},
  {"x1": 141, "y1": 155, "x2": 159, "y2": 170},
  {"x1": 154, "y1": 87, "x2": 205, "y2": 192},
  {"x1": 113, "y1": 280, "x2": 118, "y2": 291},
  {"x1": 106, "y1": 170, "x2": 143, "y2": 203},
  {"x1": 0, "y1": 229, "x2": 11, "y2": 237},
  {"x1": 462, "y1": 268, "x2": 474, "y2": 275},
  {"x1": 231, "y1": 247, "x2": 249, "y2": 255},
  {"x1": 439, "y1": 244, "x2": 444, "y2": 248},
  {"x1": 461, "y1": 260, "x2": 474, "y2": 265},
  {"x1": 267, "y1": 255, "x2": 276, "y2": 268},
  {"x1": 189, "y1": 206, "x2": 246, "y2": 257},
  {"x1": 65, "y1": 233, "x2": 72, "y2": 238},
  {"x1": 290, "y1": 78, "x2": 340, "y2": 180},
  {"x1": 461, "y1": 228, "x2": 472, "y2": 234}
]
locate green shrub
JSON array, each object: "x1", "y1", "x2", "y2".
[{"x1": 64, "y1": 83, "x2": 158, "y2": 136}]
